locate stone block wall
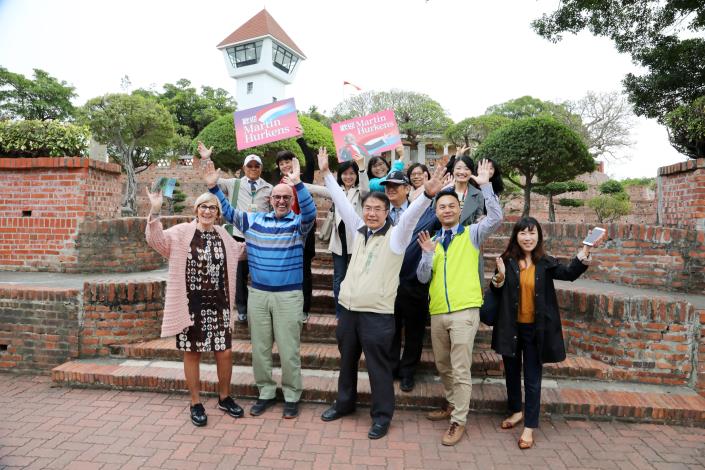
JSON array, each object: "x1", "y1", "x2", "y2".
[
  {"x1": 81, "y1": 280, "x2": 165, "y2": 356},
  {"x1": 0, "y1": 286, "x2": 81, "y2": 372},
  {"x1": 0, "y1": 157, "x2": 122, "y2": 271},
  {"x1": 658, "y1": 158, "x2": 705, "y2": 230},
  {"x1": 559, "y1": 288, "x2": 698, "y2": 386},
  {"x1": 73, "y1": 216, "x2": 191, "y2": 273}
]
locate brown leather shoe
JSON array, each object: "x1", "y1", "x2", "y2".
[
  {"x1": 441, "y1": 422, "x2": 465, "y2": 446},
  {"x1": 426, "y1": 405, "x2": 454, "y2": 421}
]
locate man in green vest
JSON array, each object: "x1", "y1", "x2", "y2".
[{"x1": 416, "y1": 159, "x2": 503, "y2": 446}]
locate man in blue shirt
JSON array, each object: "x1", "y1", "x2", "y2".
[{"x1": 202, "y1": 158, "x2": 316, "y2": 419}]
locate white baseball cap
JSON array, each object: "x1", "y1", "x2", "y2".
[{"x1": 243, "y1": 154, "x2": 262, "y2": 166}]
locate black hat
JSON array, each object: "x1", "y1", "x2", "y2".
[{"x1": 381, "y1": 170, "x2": 409, "y2": 186}]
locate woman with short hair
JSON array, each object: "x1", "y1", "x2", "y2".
[{"x1": 145, "y1": 189, "x2": 246, "y2": 427}]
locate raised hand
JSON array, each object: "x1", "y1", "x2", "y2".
[
  {"x1": 317, "y1": 147, "x2": 330, "y2": 175},
  {"x1": 394, "y1": 145, "x2": 405, "y2": 161},
  {"x1": 146, "y1": 187, "x2": 163, "y2": 215},
  {"x1": 352, "y1": 150, "x2": 365, "y2": 166},
  {"x1": 423, "y1": 163, "x2": 448, "y2": 197},
  {"x1": 469, "y1": 159, "x2": 492, "y2": 187},
  {"x1": 495, "y1": 256, "x2": 506, "y2": 276},
  {"x1": 287, "y1": 157, "x2": 301, "y2": 185},
  {"x1": 417, "y1": 230, "x2": 437, "y2": 253},
  {"x1": 442, "y1": 173, "x2": 455, "y2": 190},
  {"x1": 455, "y1": 145, "x2": 470, "y2": 157},
  {"x1": 197, "y1": 141, "x2": 213, "y2": 160},
  {"x1": 201, "y1": 159, "x2": 222, "y2": 189}
]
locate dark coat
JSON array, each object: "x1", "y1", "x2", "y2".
[{"x1": 490, "y1": 255, "x2": 588, "y2": 363}]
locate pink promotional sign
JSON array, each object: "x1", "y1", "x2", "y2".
[
  {"x1": 234, "y1": 98, "x2": 301, "y2": 150},
  {"x1": 331, "y1": 109, "x2": 402, "y2": 163}
]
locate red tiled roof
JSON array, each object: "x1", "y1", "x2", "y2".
[{"x1": 217, "y1": 9, "x2": 306, "y2": 58}]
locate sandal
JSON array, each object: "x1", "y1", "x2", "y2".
[
  {"x1": 518, "y1": 437, "x2": 534, "y2": 450},
  {"x1": 500, "y1": 413, "x2": 523, "y2": 429}
]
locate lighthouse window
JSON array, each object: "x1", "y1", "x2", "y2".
[
  {"x1": 227, "y1": 40, "x2": 262, "y2": 68},
  {"x1": 272, "y1": 44, "x2": 298, "y2": 74}
]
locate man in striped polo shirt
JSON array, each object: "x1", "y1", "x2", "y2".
[{"x1": 203, "y1": 158, "x2": 316, "y2": 419}]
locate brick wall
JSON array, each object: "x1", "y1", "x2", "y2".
[
  {"x1": 559, "y1": 288, "x2": 698, "y2": 386},
  {"x1": 657, "y1": 158, "x2": 705, "y2": 230},
  {"x1": 697, "y1": 308, "x2": 705, "y2": 397},
  {"x1": 0, "y1": 286, "x2": 81, "y2": 372},
  {"x1": 72, "y1": 216, "x2": 191, "y2": 273},
  {"x1": 0, "y1": 157, "x2": 122, "y2": 271},
  {"x1": 134, "y1": 159, "x2": 232, "y2": 216},
  {"x1": 483, "y1": 222, "x2": 705, "y2": 294},
  {"x1": 503, "y1": 171, "x2": 658, "y2": 225},
  {"x1": 81, "y1": 280, "x2": 165, "y2": 356}
]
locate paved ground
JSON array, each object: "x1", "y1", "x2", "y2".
[{"x1": 1, "y1": 375, "x2": 704, "y2": 470}]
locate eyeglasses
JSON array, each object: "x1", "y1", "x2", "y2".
[
  {"x1": 198, "y1": 205, "x2": 219, "y2": 212},
  {"x1": 271, "y1": 195, "x2": 292, "y2": 201},
  {"x1": 363, "y1": 206, "x2": 387, "y2": 213}
]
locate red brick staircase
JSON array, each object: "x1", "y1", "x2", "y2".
[{"x1": 50, "y1": 241, "x2": 705, "y2": 426}]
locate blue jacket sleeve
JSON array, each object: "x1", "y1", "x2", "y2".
[
  {"x1": 295, "y1": 182, "x2": 317, "y2": 235},
  {"x1": 209, "y1": 186, "x2": 248, "y2": 233}
]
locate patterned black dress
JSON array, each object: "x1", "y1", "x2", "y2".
[{"x1": 176, "y1": 229, "x2": 231, "y2": 352}]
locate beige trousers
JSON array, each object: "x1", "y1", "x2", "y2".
[{"x1": 430, "y1": 308, "x2": 480, "y2": 425}]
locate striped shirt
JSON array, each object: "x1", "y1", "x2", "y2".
[{"x1": 210, "y1": 182, "x2": 316, "y2": 292}]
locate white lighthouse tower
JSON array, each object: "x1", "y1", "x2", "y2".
[{"x1": 217, "y1": 9, "x2": 306, "y2": 110}]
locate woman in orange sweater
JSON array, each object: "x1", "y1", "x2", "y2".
[
  {"x1": 145, "y1": 189, "x2": 245, "y2": 427},
  {"x1": 490, "y1": 217, "x2": 604, "y2": 449}
]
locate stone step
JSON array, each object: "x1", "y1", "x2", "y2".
[
  {"x1": 51, "y1": 358, "x2": 705, "y2": 426},
  {"x1": 230, "y1": 313, "x2": 494, "y2": 348},
  {"x1": 110, "y1": 337, "x2": 621, "y2": 381}
]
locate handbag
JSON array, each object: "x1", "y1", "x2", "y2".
[
  {"x1": 318, "y1": 206, "x2": 335, "y2": 242},
  {"x1": 479, "y1": 287, "x2": 499, "y2": 326}
]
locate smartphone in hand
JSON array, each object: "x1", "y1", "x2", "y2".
[{"x1": 582, "y1": 227, "x2": 606, "y2": 246}]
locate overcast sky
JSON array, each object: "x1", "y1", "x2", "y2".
[{"x1": 0, "y1": 0, "x2": 688, "y2": 178}]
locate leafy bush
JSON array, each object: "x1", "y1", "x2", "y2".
[
  {"x1": 598, "y1": 179, "x2": 624, "y2": 194},
  {"x1": 191, "y1": 114, "x2": 336, "y2": 174},
  {"x1": 0, "y1": 120, "x2": 89, "y2": 157},
  {"x1": 588, "y1": 194, "x2": 631, "y2": 222},
  {"x1": 621, "y1": 177, "x2": 656, "y2": 190},
  {"x1": 664, "y1": 95, "x2": 705, "y2": 158},
  {"x1": 557, "y1": 198, "x2": 584, "y2": 207}
]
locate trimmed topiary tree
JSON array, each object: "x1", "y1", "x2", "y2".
[
  {"x1": 474, "y1": 116, "x2": 594, "y2": 217},
  {"x1": 191, "y1": 114, "x2": 336, "y2": 175}
]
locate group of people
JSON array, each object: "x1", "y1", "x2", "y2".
[{"x1": 145, "y1": 138, "x2": 604, "y2": 449}]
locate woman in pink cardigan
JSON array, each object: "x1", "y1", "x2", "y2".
[{"x1": 145, "y1": 188, "x2": 245, "y2": 427}]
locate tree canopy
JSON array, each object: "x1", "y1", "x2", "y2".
[
  {"x1": 0, "y1": 67, "x2": 77, "y2": 121},
  {"x1": 532, "y1": 1, "x2": 705, "y2": 125},
  {"x1": 80, "y1": 93, "x2": 175, "y2": 214},
  {"x1": 332, "y1": 90, "x2": 452, "y2": 146},
  {"x1": 444, "y1": 115, "x2": 511, "y2": 148},
  {"x1": 485, "y1": 95, "x2": 587, "y2": 141},
  {"x1": 191, "y1": 114, "x2": 336, "y2": 175},
  {"x1": 474, "y1": 117, "x2": 594, "y2": 216},
  {"x1": 134, "y1": 79, "x2": 236, "y2": 158},
  {"x1": 566, "y1": 91, "x2": 635, "y2": 160},
  {"x1": 664, "y1": 95, "x2": 705, "y2": 158}
]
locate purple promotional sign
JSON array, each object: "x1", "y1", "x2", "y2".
[{"x1": 234, "y1": 98, "x2": 301, "y2": 150}]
